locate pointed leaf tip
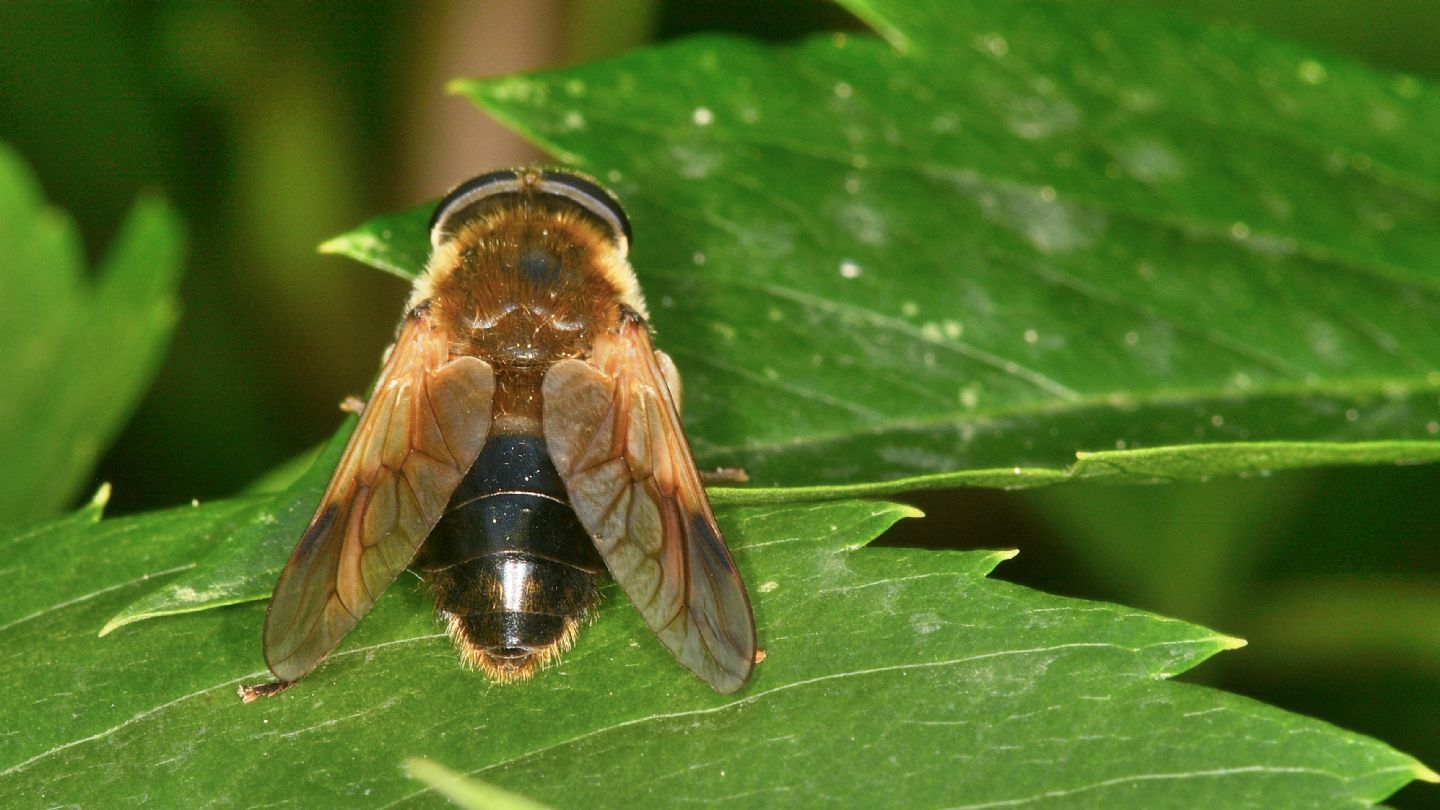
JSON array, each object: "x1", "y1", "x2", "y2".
[
  {"x1": 97, "y1": 610, "x2": 144, "y2": 638},
  {"x1": 87, "y1": 483, "x2": 112, "y2": 514},
  {"x1": 316, "y1": 234, "x2": 351, "y2": 255}
]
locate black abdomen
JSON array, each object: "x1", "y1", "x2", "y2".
[{"x1": 416, "y1": 433, "x2": 603, "y2": 680}]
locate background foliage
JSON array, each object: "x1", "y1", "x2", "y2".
[{"x1": 1, "y1": 1, "x2": 1438, "y2": 807}]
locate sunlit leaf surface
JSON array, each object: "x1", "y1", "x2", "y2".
[
  {"x1": 3, "y1": 498, "x2": 1432, "y2": 806},
  {"x1": 321, "y1": 0, "x2": 1440, "y2": 490}
]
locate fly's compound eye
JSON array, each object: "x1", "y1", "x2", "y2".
[
  {"x1": 429, "y1": 168, "x2": 633, "y2": 255},
  {"x1": 537, "y1": 170, "x2": 632, "y2": 255},
  {"x1": 429, "y1": 169, "x2": 526, "y2": 250}
]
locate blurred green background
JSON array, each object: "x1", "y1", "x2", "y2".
[{"x1": 2, "y1": 1, "x2": 1436, "y2": 806}]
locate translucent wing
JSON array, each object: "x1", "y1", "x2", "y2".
[
  {"x1": 543, "y1": 312, "x2": 756, "y2": 693},
  {"x1": 263, "y1": 311, "x2": 495, "y2": 683}
]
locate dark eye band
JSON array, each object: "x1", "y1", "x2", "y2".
[
  {"x1": 536, "y1": 170, "x2": 632, "y2": 247},
  {"x1": 429, "y1": 168, "x2": 632, "y2": 254}
]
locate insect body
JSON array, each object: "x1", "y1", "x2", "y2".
[{"x1": 257, "y1": 169, "x2": 756, "y2": 694}]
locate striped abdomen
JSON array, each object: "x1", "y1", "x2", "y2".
[{"x1": 415, "y1": 433, "x2": 604, "y2": 680}]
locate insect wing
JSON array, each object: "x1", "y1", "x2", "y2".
[
  {"x1": 263, "y1": 314, "x2": 496, "y2": 682},
  {"x1": 543, "y1": 316, "x2": 756, "y2": 693}
]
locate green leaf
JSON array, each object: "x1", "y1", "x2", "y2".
[
  {"x1": 97, "y1": 415, "x2": 357, "y2": 635},
  {"x1": 321, "y1": 0, "x2": 1440, "y2": 490},
  {"x1": 33, "y1": 2, "x2": 1434, "y2": 805},
  {"x1": 0, "y1": 142, "x2": 184, "y2": 522},
  {"x1": 106, "y1": 432, "x2": 1440, "y2": 634},
  {"x1": 4, "y1": 498, "x2": 1432, "y2": 806},
  {"x1": 318, "y1": 200, "x2": 431, "y2": 281}
]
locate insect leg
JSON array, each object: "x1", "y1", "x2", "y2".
[{"x1": 238, "y1": 680, "x2": 294, "y2": 703}]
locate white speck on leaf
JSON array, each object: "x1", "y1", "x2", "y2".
[
  {"x1": 671, "y1": 143, "x2": 720, "y2": 179},
  {"x1": 931, "y1": 114, "x2": 959, "y2": 133},
  {"x1": 1004, "y1": 92, "x2": 1080, "y2": 140},
  {"x1": 948, "y1": 171, "x2": 1104, "y2": 253},
  {"x1": 1114, "y1": 137, "x2": 1186, "y2": 183},
  {"x1": 692, "y1": 107, "x2": 714, "y2": 126},
  {"x1": 1297, "y1": 59, "x2": 1327, "y2": 85},
  {"x1": 977, "y1": 32, "x2": 1009, "y2": 57},
  {"x1": 839, "y1": 259, "x2": 862, "y2": 279},
  {"x1": 841, "y1": 204, "x2": 887, "y2": 245},
  {"x1": 1308, "y1": 321, "x2": 1345, "y2": 364},
  {"x1": 911, "y1": 612, "x2": 943, "y2": 635},
  {"x1": 877, "y1": 446, "x2": 961, "y2": 473}
]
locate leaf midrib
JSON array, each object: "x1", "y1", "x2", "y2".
[{"x1": 686, "y1": 371, "x2": 1440, "y2": 459}]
